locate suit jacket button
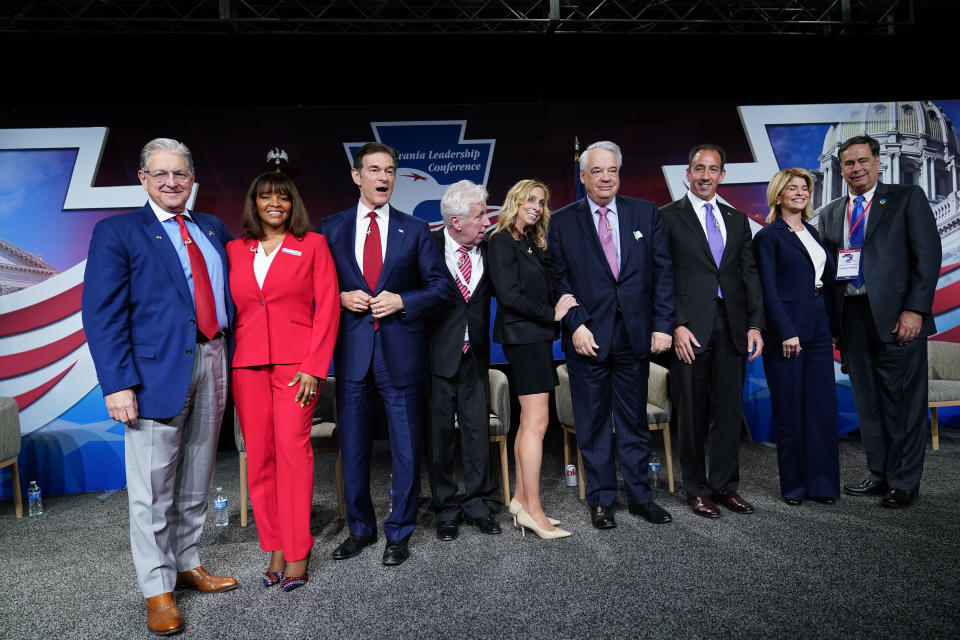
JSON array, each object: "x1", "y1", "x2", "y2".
[
  {"x1": 189, "y1": 319, "x2": 196, "y2": 325},
  {"x1": 186, "y1": 348, "x2": 193, "y2": 355}
]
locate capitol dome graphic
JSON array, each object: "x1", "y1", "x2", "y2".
[{"x1": 813, "y1": 100, "x2": 959, "y2": 262}]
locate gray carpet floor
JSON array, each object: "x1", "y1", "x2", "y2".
[{"x1": 2, "y1": 427, "x2": 958, "y2": 640}]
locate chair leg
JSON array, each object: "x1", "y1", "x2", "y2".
[
  {"x1": 498, "y1": 437, "x2": 510, "y2": 505},
  {"x1": 576, "y1": 444, "x2": 586, "y2": 501},
  {"x1": 931, "y1": 407, "x2": 940, "y2": 451},
  {"x1": 335, "y1": 449, "x2": 346, "y2": 520},
  {"x1": 661, "y1": 424, "x2": 675, "y2": 493},
  {"x1": 11, "y1": 460, "x2": 22, "y2": 518},
  {"x1": 238, "y1": 452, "x2": 248, "y2": 527}
]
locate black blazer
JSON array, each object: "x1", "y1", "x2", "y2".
[
  {"x1": 753, "y1": 217, "x2": 837, "y2": 344},
  {"x1": 659, "y1": 196, "x2": 764, "y2": 353},
  {"x1": 818, "y1": 182, "x2": 941, "y2": 342},
  {"x1": 423, "y1": 229, "x2": 492, "y2": 378},
  {"x1": 486, "y1": 228, "x2": 557, "y2": 345}
]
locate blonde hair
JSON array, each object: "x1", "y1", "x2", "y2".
[
  {"x1": 766, "y1": 168, "x2": 815, "y2": 223},
  {"x1": 493, "y1": 179, "x2": 551, "y2": 250}
]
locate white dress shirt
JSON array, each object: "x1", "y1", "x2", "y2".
[
  {"x1": 587, "y1": 196, "x2": 621, "y2": 267},
  {"x1": 794, "y1": 226, "x2": 827, "y2": 287},
  {"x1": 841, "y1": 183, "x2": 877, "y2": 295},
  {"x1": 353, "y1": 201, "x2": 389, "y2": 272},
  {"x1": 686, "y1": 191, "x2": 727, "y2": 246},
  {"x1": 253, "y1": 239, "x2": 282, "y2": 290}
]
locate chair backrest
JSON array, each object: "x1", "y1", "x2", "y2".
[
  {"x1": 928, "y1": 340, "x2": 960, "y2": 382},
  {"x1": 0, "y1": 397, "x2": 22, "y2": 461},
  {"x1": 554, "y1": 364, "x2": 575, "y2": 426},
  {"x1": 647, "y1": 362, "x2": 671, "y2": 413},
  {"x1": 488, "y1": 368, "x2": 511, "y2": 436}
]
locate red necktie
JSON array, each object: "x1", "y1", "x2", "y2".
[
  {"x1": 363, "y1": 211, "x2": 383, "y2": 329},
  {"x1": 457, "y1": 246, "x2": 472, "y2": 353},
  {"x1": 174, "y1": 215, "x2": 219, "y2": 340}
]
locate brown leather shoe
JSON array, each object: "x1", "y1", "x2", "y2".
[
  {"x1": 175, "y1": 566, "x2": 238, "y2": 592},
  {"x1": 713, "y1": 491, "x2": 755, "y2": 514},
  {"x1": 144, "y1": 592, "x2": 184, "y2": 636},
  {"x1": 689, "y1": 495, "x2": 721, "y2": 519}
]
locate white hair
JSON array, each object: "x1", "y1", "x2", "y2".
[
  {"x1": 580, "y1": 140, "x2": 623, "y2": 173},
  {"x1": 140, "y1": 137, "x2": 194, "y2": 173},
  {"x1": 440, "y1": 180, "x2": 488, "y2": 225}
]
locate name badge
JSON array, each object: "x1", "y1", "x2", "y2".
[
  {"x1": 836, "y1": 249, "x2": 861, "y2": 279},
  {"x1": 281, "y1": 248, "x2": 302, "y2": 256}
]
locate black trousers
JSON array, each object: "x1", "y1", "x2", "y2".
[
  {"x1": 672, "y1": 300, "x2": 746, "y2": 497},
  {"x1": 427, "y1": 352, "x2": 495, "y2": 521},
  {"x1": 842, "y1": 295, "x2": 927, "y2": 492}
]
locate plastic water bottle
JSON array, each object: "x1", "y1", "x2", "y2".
[
  {"x1": 28, "y1": 481, "x2": 43, "y2": 516},
  {"x1": 648, "y1": 454, "x2": 663, "y2": 489},
  {"x1": 213, "y1": 487, "x2": 228, "y2": 527}
]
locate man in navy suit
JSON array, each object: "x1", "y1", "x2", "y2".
[
  {"x1": 321, "y1": 142, "x2": 452, "y2": 565},
  {"x1": 548, "y1": 140, "x2": 676, "y2": 529},
  {"x1": 818, "y1": 135, "x2": 941, "y2": 508},
  {"x1": 82, "y1": 138, "x2": 236, "y2": 636}
]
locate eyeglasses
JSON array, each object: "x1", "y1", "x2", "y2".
[{"x1": 142, "y1": 170, "x2": 193, "y2": 183}]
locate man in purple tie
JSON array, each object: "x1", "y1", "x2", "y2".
[
  {"x1": 549, "y1": 140, "x2": 676, "y2": 529},
  {"x1": 659, "y1": 144, "x2": 765, "y2": 519}
]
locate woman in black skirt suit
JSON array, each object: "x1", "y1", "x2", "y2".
[{"x1": 488, "y1": 179, "x2": 578, "y2": 539}]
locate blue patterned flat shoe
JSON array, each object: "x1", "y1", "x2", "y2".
[
  {"x1": 281, "y1": 573, "x2": 308, "y2": 592},
  {"x1": 262, "y1": 571, "x2": 282, "y2": 587}
]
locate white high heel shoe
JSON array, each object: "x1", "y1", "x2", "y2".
[
  {"x1": 516, "y1": 508, "x2": 571, "y2": 539},
  {"x1": 509, "y1": 499, "x2": 560, "y2": 527}
]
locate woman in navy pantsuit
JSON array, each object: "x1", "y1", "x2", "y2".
[{"x1": 754, "y1": 168, "x2": 840, "y2": 505}]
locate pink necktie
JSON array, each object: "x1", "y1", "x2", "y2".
[{"x1": 597, "y1": 206, "x2": 619, "y2": 280}]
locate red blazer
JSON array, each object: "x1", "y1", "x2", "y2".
[{"x1": 227, "y1": 232, "x2": 340, "y2": 378}]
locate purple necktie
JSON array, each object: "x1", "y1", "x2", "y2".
[
  {"x1": 704, "y1": 203, "x2": 724, "y2": 298},
  {"x1": 597, "y1": 206, "x2": 619, "y2": 280}
]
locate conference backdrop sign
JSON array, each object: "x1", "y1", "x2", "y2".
[{"x1": 1, "y1": 99, "x2": 957, "y2": 497}]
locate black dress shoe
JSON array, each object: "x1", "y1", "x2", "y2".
[
  {"x1": 880, "y1": 488, "x2": 917, "y2": 509},
  {"x1": 712, "y1": 491, "x2": 755, "y2": 514},
  {"x1": 628, "y1": 501, "x2": 672, "y2": 524},
  {"x1": 436, "y1": 520, "x2": 459, "y2": 541},
  {"x1": 331, "y1": 534, "x2": 377, "y2": 560},
  {"x1": 590, "y1": 505, "x2": 616, "y2": 530},
  {"x1": 809, "y1": 497, "x2": 837, "y2": 504},
  {"x1": 843, "y1": 479, "x2": 888, "y2": 497},
  {"x1": 382, "y1": 540, "x2": 410, "y2": 566},
  {"x1": 465, "y1": 514, "x2": 502, "y2": 535},
  {"x1": 783, "y1": 497, "x2": 803, "y2": 506}
]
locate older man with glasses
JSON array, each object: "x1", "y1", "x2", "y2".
[{"x1": 82, "y1": 137, "x2": 236, "y2": 636}]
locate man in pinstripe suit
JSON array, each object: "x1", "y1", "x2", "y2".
[
  {"x1": 549, "y1": 140, "x2": 676, "y2": 529},
  {"x1": 659, "y1": 144, "x2": 765, "y2": 518}
]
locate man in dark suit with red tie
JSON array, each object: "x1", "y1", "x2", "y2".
[
  {"x1": 659, "y1": 144, "x2": 765, "y2": 519},
  {"x1": 818, "y1": 135, "x2": 941, "y2": 508},
  {"x1": 424, "y1": 180, "x2": 501, "y2": 541},
  {"x1": 321, "y1": 142, "x2": 452, "y2": 566},
  {"x1": 548, "y1": 140, "x2": 676, "y2": 529}
]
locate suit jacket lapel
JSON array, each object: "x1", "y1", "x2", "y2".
[
  {"x1": 717, "y1": 203, "x2": 738, "y2": 269},
  {"x1": 615, "y1": 197, "x2": 634, "y2": 271},
  {"x1": 378, "y1": 208, "x2": 408, "y2": 291},
  {"x1": 864, "y1": 182, "x2": 890, "y2": 244},
  {"x1": 775, "y1": 217, "x2": 814, "y2": 270},
  {"x1": 138, "y1": 206, "x2": 193, "y2": 307},
  {"x1": 340, "y1": 206, "x2": 367, "y2": 290},
  {"x1": 676, "y1": 197, "x2": 717, "y2": 266}
]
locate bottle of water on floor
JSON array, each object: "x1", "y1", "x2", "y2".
[
  {"x1": 648, "y1": 454, "x2": 662, "y2": 489},
  {"x1": 213, "y1": 487, "x2": 228, "y2": 527},
  {"x1": 28, "y1": 481, "x2": 43, "y2": 516}
]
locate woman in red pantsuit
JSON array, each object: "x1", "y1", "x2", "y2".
[{"x1": 227, "y1": 171, "x2": 339, "y2": 591}]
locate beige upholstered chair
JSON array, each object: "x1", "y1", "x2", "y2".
[
  {"x1": 234, "y1": 376, "x2": 345, "y2": 527},
  {"x1": 555, "y1": 363, "x2": 676, "y2": 499},
  {"x1": 928, "y1": 340, "x2": 960, "y2": 451},
  {"x1": 0, "y1": 397, "x2": 23, "y2": 518},
  {"x1": 487, "y1": 368, "x2": 511, "y2": 505}
]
